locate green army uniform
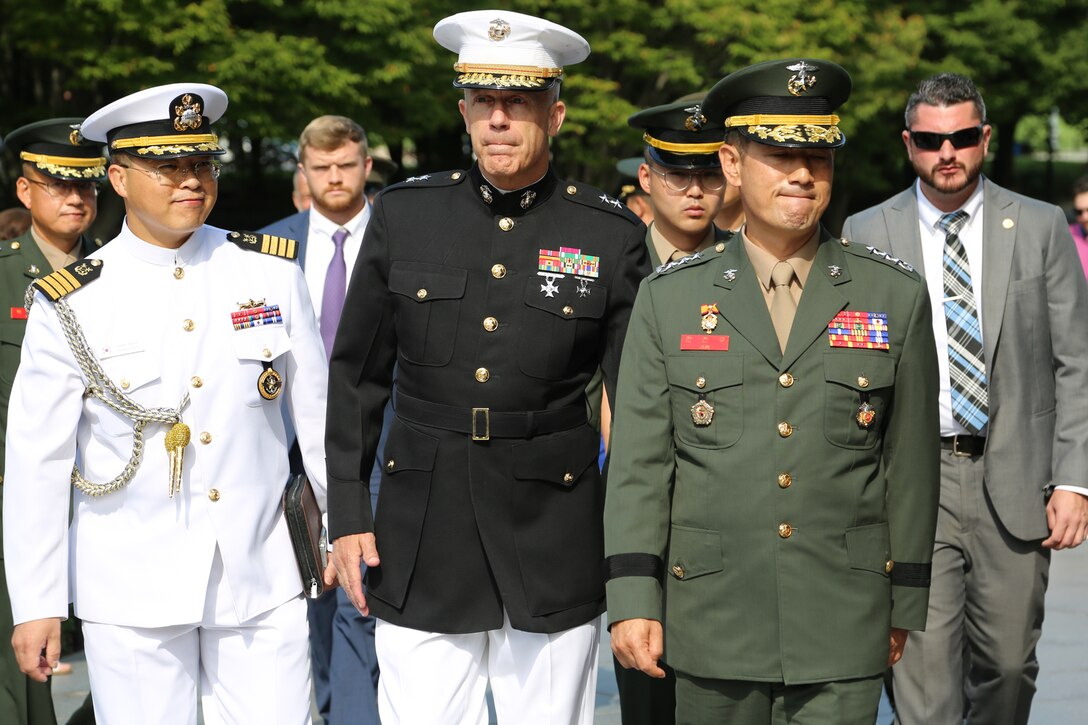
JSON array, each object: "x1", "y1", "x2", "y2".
[
  {"x1": 1, "y1": 118, "x2": 106, "y2": 725},
  {"x1": 604, "y1": 59, "x2": 941, "y2": 724},
  {"x1": 610, "y1": 97, "x2": 733, "y2": 725}
]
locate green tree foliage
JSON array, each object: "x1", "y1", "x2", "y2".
[{"x1": 1, "y1": 0, "x2": 1085, "y2": 216}]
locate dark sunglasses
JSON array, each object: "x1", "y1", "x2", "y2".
[{"x1": 908, "y1": 125, "x2": 984, "y2": 151}]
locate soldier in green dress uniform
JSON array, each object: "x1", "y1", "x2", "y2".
[
  {"x1": 604, "y1": 59, "x2": 941, "y2": 724},
  {"x1": 1, "y1": 118, "x2": 105, "y2": 725},
  {"x1": 607, "y1": 97, "x2": 734, "y2": 725}
]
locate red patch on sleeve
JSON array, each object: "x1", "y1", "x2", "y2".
[{"x1": 10, "y1": 307, "x2": 28, "y2": 320}]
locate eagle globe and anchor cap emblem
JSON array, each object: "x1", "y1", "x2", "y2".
[
  {"x1": 488, "y1": 17, "x2": 511, "y2": 42},
  {"x1": 786, "y1": 60, "x2": 819, "y2": 96},
  {"x1": 683, "y1": 104, "x2": 707, "y2": 131}
]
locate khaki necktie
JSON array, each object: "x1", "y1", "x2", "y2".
[{"x1": 770, "y1": 260, "x2": 796, "y2": 353}]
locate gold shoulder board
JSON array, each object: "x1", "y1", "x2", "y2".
[
  {"x1": 32, "y1": 259, "x2": 104, "y2": 301},
  {"x1": 226, "y1": 230, "x2": 299, "y2": 260}
]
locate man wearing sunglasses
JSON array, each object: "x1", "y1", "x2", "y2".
[
  {"x1": 4, "y1": 84, "x2": 331, "y2": 723},
  {"x1": 0, "y1": 117, "x2": 106, "y2": 725},
  {"x1": 843, "y1": 72, "x2": 1088, "y2": 725}
]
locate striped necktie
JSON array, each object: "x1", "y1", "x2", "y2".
[{"x1": 939, "y1": 210, "x2": 988, "y2": 433}]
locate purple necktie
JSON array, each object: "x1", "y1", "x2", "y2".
[{"x1": 321, "y1": 227, "x2": 348, "y2": 358}]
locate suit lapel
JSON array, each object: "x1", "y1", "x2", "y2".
[
  {"x1": 781, "y1": 233, "x2": 850, "y2": 371},
  {"x1": 980, "y1": 180, "x2": 1014, "y2": 367},
  {"x1": 884, "y1": 188, "x2": 924, "y2": 270},
  {"x1": 714, "y1": 241, "x2": 782, "y2": 367}
]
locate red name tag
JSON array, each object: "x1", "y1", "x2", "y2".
[
  {"x1": 10, "y1": 307, "x2": 27, "y2": 320},
  {"x1": 680, "y1": 334, "x2": 729, "y2": 351}
]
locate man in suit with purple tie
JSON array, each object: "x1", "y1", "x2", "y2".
[{"x1": 261, "y1": 115, "x2": 381, "y2": 725}]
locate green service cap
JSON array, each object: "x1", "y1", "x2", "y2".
[
  {"x1": 703, "y1": 58, "x2": 851, "y2": 148},
  {"x1": 4, "y1": 118, "x2": 107, "y2": 181},
  {"x1": 628, "y1": 98, "x2": 723, "y2": 169}
]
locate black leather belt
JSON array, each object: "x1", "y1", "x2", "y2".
[
  {"x1": 940, "y1": 434, "x2": 986, "y2": 457},
  {"x1": 395, "y1": 390, "x2": 587, "y2": 441}
]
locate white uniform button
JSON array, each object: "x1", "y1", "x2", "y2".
[
  {"x1": 120, "y1": 378, "x2": 131, "y2": 390},
  {"x1": 183, "y1": 319, "x2": 195, "y2": 331},
  {"x1": 262, "y1": 348, "x2": 272, "y2": 359},
  {"x1": 191, "y1": 376, "x2": 203, "y2": 388},
  {"x1": 208, "y1": 489, "x2": 221, "y2": 502},
  {"x1": 199, "y1": 432, "x2": 212, "y2": 445},
  {"x1": 174, "y1": 267, "x2": 184, "y2": 280}
]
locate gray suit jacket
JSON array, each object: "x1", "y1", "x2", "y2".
[
  {"x1": 260, "y1": 210, "x2": 310, "y2": 269},
  {"x1": 842, "y1": 179, "x2": 1088, "y2": 540}
]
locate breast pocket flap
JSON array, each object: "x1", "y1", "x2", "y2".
[{"x1": 389, "y1": 262, "x2": 467, "y2": 302}]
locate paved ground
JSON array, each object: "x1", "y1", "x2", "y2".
[{"x1": 52, "y1": 542, "x2": 1087, "y2": 722}]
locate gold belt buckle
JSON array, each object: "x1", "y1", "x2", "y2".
[{"x1": 472, "y1": 407, "x2": 490, "y2": 441}]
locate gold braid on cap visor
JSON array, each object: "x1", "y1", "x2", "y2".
[
  {"x1": 725, "y1": 114, "x2": 842, "y2": 144},
  {"x1": 454, "y1": 63, "x2": 563, "y2": 88},
  {"x1": 20, "y1": 152, "x2": 106, "y2": 179},
  {"x1": 110, "y1": 133, "x2": 221, "y2": 156},
  {"x1": 643, "y1": 133, "x2": 724, "y2": 154}
]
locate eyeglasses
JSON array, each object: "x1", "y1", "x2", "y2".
[
  {"x1": 118, "y1": 159, "x2": 222, "y2": 186},
  {"x1": 908, "y1": 126, "x2": 984, "y2": 151},
  {"x1": 647, "y1": 165, "x2": 726, "y2": 192},
  {"x1": 26, "y1": 178, "x2": 99, "y2": 199}
]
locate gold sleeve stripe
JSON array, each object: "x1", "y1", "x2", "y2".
[
  {"x1": 20, "y1": 152, "x2": 107, "y2": 167},
  {"x1": 724, "y1": 114, "x2": 839, "y2": 128},
  {"x1": 643, "y1": 133, "x2": 724, "y2": 154},
  {"x1": 111, "y1": 133, "x2": 218, "y2": 150}
]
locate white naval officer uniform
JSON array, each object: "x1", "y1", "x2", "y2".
[{"x1": 3, "y1": 220, "x2": 328, "y2": 724}]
